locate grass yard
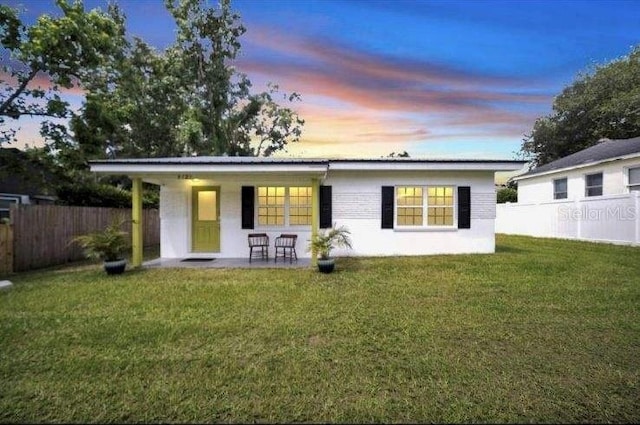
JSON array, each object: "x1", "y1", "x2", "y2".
[{"x1": 1, "y1": 235, "x2": 639, "y2": 423}]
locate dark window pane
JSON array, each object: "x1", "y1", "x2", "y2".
[
  {"x1": 629, "y1": 167, "x2": 640, "y2": 185},
  {"x1": 587, "y1": 186, "x2": 603, "y2": 197},
  {"x1": 553, "y1": 178, "x2": 567, "y2": 199},
  {"x1": 586, "y1": 173, "x2": 603, "y2": 186}
]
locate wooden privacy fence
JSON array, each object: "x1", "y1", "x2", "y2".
[
  {"x1": 1, "y1": 204, "x2": 159, "y2": 273},
  {"x1": 0, "y1": 223, "x2": 12, "y2": 275}
]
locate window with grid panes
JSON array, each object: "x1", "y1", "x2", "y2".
[
  {"x1": 396, "y1": 187, "x2": 423, "y2": 226},
  {"x1": 257, "y1": 186, "x2": 285, "y2": 225},
  {"x1": 427, "y1": 187, "x2": 454, "y2": 226},
  {"x1": 289, "y1": 187, "x2": 312, "y2": 225}
]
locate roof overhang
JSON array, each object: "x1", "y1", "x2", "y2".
[
  {"x1": 329, "y1": 159, "x2": 526, "y2": 172},
  {"x1": 89, "y1": 157, "x2": 527, "y2": 176},
  {"x1": 90, "y1": 162, "x2": 330, "y2": 175},
  {"x1": 513, "y1": 152, "x2": 640, "y2": 181}
]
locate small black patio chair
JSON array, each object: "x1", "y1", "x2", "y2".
[
  {"x1": 248, "y1": 233, "x2": 269, "y2": 263},
  {"x1": 274, "y1": 234, "x2": 298, "y2": 263}
]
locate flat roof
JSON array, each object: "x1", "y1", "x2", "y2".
[
  {"x1": 90, "y1": 156, "x2": 526, "y2": 165},
  {"x1": 89, "y1": 156, "x2": 527, "y2": 175}
]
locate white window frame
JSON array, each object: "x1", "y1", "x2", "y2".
[
  {"x1": 394, "y1": 185, "x2": 456, "y2": 229},
  {"x1": 626, "y1": 166, "x2": 640, "y2": 192},
  {"x1": 553, "y1": 177, "x2": 568, "y2": 200},
  {"x1": 584, "y1": 172, "x2": 603, "y2": 197},
  {"x1": 256, "y1": 186, "x2": 312, "y2": 228}
]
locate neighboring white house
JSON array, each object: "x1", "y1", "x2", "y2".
[
  {"x1": 90, "y1": 157, "x2": 524, "y2": 262},
  {"x1": 497, "y1": 137, "x2": 640, "y2": 245},
  {"x1": 516, "y1": 137, "x2": 640, "y2": 202}
]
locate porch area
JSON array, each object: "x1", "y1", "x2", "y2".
[{"x1": 144, "y1": 257, "x2": 311, "y2": 269}]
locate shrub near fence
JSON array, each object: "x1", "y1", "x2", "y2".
[{"x1": 7, "y1": 204, "x2": 159, "y2": 272}]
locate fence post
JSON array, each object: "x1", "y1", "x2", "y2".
[
  {"x1": 0, "y1": 223, "x2": 13, "y2": 275},
  {"x1": 311, "y1": 177, "x2": 319, "y2": 267},
  {"x1": 575, "y1": 198, "x2": 582, "y2": 240}
]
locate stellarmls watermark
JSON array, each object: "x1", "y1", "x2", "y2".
[{"x1": 559, "y1": 205, "x2": 637, "y2": 221}]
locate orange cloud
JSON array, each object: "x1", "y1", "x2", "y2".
[
  {"x1": 1, "y1": 70, "x2": 86, "y2": 96},
  {"x1": 240, "y1": 25, "x2": 551, "y2": 157}
]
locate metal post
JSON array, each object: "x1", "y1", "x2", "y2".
[
  {"x1": 131, "y1": 177, "x2": 143, "y2": 267},
  {"x1": 311, "y1": 177, "x2": 319, "y2": 267}
]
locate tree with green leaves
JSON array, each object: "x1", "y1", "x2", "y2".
[
  {"x1": 521, "y1": 45, "x2": 640, "y2": 166},
  {"x1": 72, "y1": 0, "x2": 304, "y2": 159},
  {"x1": 497, "y1": 187, "x2": 517, "y2": 203},
  {"x1": 0, "y1": 0, "x2": 125, "y2": 145}
]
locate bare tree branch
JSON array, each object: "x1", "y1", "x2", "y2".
[{"x1": 0, "y1": 68, "x2": 39, "y2": 116}]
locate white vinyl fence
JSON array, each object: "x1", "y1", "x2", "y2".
[{"x1": 496, "y1": 192, "x2": 640, "y2": 246}]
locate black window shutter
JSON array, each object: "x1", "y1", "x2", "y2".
[
  {"x1": 319, "y1": 185, "x2": 332, "y2": 229},
  {"x1": 458, "y1": 186, "x2": 471, "y2": 229},
  {"x1": 381, "y1": 186, "x2": 394, "y2": 229},
  {"x1": 241, "y1": 186, "x2": 254, "y2": 229}
]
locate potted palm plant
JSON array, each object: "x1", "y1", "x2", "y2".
[
  {"x1": 73, "y1": 218, "x2": 128, "y2": 275},
  {"x1": 308, "y1": 225, "x2": 353, "y2": 273}
]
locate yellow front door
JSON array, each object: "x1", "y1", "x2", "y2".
[{"x1": 192, "y1": 186, "x2": 220, "y2": 252}]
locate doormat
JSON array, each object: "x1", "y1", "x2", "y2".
[{"x1": 180, "y1": 258, "x2": 216, "y2": 262}]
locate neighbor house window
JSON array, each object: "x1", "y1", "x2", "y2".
[
  {"x1": 257, "y1": 186, "x2": 285, "y2": 226},
  {"x1": 0, "y1": 197, "x2": 19, "y2": 220},
  {"x1": 553, "y1": 178, "x2": 568, "y2": 199},
  {"x1": 585, "y1": 173, "x2": 603, "y2": 197},
  {"x1": 289, "y1": 187, "x2": 312, "y2": 225},
  {"x1": 628, "y1": 167, "x2": 640, "y2": 192},
  {"x1": 396, "y1": 186, "x2": 454, "y2": 227}
]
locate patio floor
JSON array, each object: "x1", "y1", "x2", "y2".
[{"x1": 143, "y1": 257, "x2": 311, "y2": 269}]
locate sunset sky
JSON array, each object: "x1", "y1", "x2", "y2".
[{"x1": 4, "y1": 0, "x2": 640, "y2": 161}]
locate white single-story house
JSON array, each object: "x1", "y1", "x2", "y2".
[
  {"x1": 90, "y1": 157, "x2": 525, "y2": 266},
  {"x1": 514, "y1": 136, "x2": 640, "y2": 202}
]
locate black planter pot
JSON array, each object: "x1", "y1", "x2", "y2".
[
  {"x1": 104, "y1": 259, "x2": 126, "y2": 275},
  {"x1": 317, "y1": 258, "x2": 335, "y2": 273}
]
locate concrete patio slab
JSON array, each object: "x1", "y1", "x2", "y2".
[{"x1": 143, "y1": 257, "x2": 311, "y2": 269}]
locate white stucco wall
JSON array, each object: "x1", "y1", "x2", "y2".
[
  {"x1": 325, "y1": 170, "x2": 497, "y2": 256},
  {"x1": 157, "y1": 170, "x2": 498, "y2": 258},
  {"x1": 517, "y1": 157, "x2": 640, "y2": 203},
  {"x1": 159, "y1": 175, "x2": 314, "y2": 259}
]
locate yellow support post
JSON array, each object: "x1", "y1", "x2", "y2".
[
  {"x1": 131, "y1": 177, "x2": 143, "y2": 267},
  {"x1": 311, "y1": 177, "x2": 320, "y2": 267}
]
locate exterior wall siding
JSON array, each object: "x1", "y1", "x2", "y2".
[
  {"x1": 471, "y1": 191, "x2": 496, "y2": 219},
  {"x1": 517, "y1": 157, "x2": 640, "y2": 203},
  {"x1": 160, "y1": 176, "x2": 314, "y2": 259},
  {"x1": 333, "y1": 192, "x2": 380, "y2": 219},
  {"x1": 158, "y1": 170, "x2": 498, "y2": 258},
  {"x1": 326, "y1": 170, "x2": 496, "y2": 256}
]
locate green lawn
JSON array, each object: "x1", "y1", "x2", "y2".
[{"x1": 1, "y1": 235, "x2": 639, "y2": 423}]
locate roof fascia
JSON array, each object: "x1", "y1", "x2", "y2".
[
  {"x1": 513, "y1": 152, "x2": 640, "y2": 181},
  {"x1": 328, "y1": 161, "x2": 526, "y2": 172},
  {"x1": 90, "y1": 163, "x2": 329, "y2": 175}
]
